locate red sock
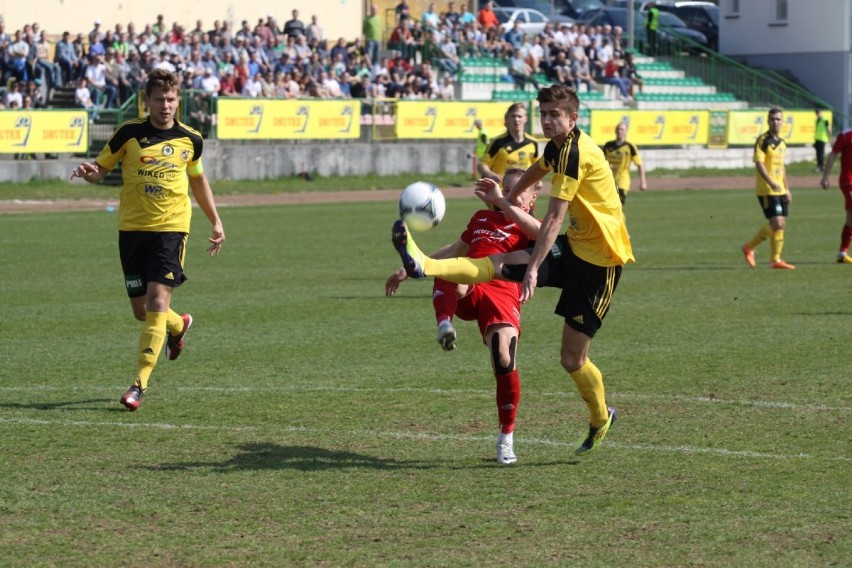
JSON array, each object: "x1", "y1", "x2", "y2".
[
  {"x1": 432, "y1": 279, "x2": 458, "y2": 324},
  {"x1": 840, "y1": 223, "x2": 852, "y2": 254},
  {"x1": 495, "y1": 370, "x2": 520, "y2": 434}
]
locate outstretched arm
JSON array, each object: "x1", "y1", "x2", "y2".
[
  {"x1": 70, "y1": 161, "x2": 109, "y2": 184},
  {"x1": 521, "y1": 196, "x2": 568, "y2": 303},
  {"x1": 474, "y1": 177, "x2": 541, "y2": 238}
]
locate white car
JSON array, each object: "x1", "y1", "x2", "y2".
[{"x1": 493, "y1": 6, "x2": 551, "y2": 35}]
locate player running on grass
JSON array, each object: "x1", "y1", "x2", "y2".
[
  {"x1": 386, "y1": 168, "x2": 540, "y2": 465},
  {"x1": 392, "y1": 84, "x2": 633, "y2": 456},
  {"x1": 70, "y1": 68, "x2": 225, "y2": 411}
]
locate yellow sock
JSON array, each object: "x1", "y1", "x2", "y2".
[
  {"x1": 747, "y1": 224, "x2": 772, "y2": 251},
  {"x1": 769, "y1": 229, "x2": 784, "y2": 262},
  {"x1": 424, "y1": 256, "x2": 495, "y2": 285},
  {"x1": 569, "y1": 360, "x2": 609, "y2": 428},
  {"x1": 134, "y1": 311, "x2": 168, "y2": 391},
  {"x1": 166, "y1": 309, "x2": 184, "y2": 336}
]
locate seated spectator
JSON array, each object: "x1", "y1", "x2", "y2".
[
  {"x1": 549, "y1": 50, "x2": 573, "y2": 87},
  {"x1": 199, "y1": 66, "x2": 220, "y2": 95},
  {"x1": 55, "y1": 31, "x2": 83, "y2": 86},
  {"x1": 507, "y1": 48, "x2": 539, "y2": 91},
  {"x1": 436, "y1": 34, "x2": 461, "y2": 76},
  {"x1": 620, "y1": 52, "x2": 643, "y2": 96},
  {"x1": 572, "y1": 54, "x2": 596, "y2": 93},
  {"x1": 3, "y1": 80, "x2": 23, "y2": 108},
  {"x1": 603, "y1": 53, "x2": 632, "y2": 100}
]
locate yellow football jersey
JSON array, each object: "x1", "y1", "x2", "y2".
[
  {"x1": 602, "y1": 139, "x2": 642, "y2": 192},
  {"x1": 753, "y1": 131, "x2": 787, "y2": 196},
  {"x1": 539, "y1": 126, "x2": 634, "y2": 267},
  {"x1": 96, "y1": 117, "x2": 204, "y2": 232},
  {"x1": 481, "y1": 132, "x2": 539, "y2": 176}
]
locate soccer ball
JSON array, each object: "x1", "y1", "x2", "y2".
[{"x1": 398, "y1": 182, "x2": 446, "y2": 232}]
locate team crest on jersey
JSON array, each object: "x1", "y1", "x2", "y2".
[
  {"x1": 162, "y1": 144, "x2": 174, "y2": 156},
  {"x1": 181, "y1": 149, "x2": 190, "y2": 161}
]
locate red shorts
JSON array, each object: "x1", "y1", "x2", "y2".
[
  {"x1": 841, "y1": 183, "x2": 852, "y2": 210},
  {"x1": 454, "y1": 280, "x2": 522, "y2": 340}
]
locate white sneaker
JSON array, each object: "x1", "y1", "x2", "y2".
[
  {"x1": 436, "y1": 319, "x2": 457, "y2": 351},
  {"x1": 496, "y1": 432, "x2": 517, "y2": 465}
]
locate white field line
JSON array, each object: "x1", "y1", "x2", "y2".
[
  {"x1": 0, "y1": 384, "x2": 848, "y2": 413},
  {"x1": 0, "y1": 416, "x2": 849, "y2": 463}
]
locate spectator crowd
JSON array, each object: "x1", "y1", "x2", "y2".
[{"x1": 0, "y1": 1, "x2": 643, "y2": 113}]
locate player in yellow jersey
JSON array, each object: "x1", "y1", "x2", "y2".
[
  {"x1": 70, "y1": 68, "x2": 226, "y2": 411},
  {"x1": 602, "y1": 121, "x2": 647, "y2": 204},
  {"x1": 742, "y1": 107, "x2": 795, "y2": 270},
  {"x1": 392, "y1": 85, "x2": 633, "y2": 456},
  {"x1": 478, "y1": 102, "x2": 539, "y2": 184}
]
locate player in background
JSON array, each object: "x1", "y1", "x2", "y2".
[
  {"x1": 813, "y1": 108, "x2": 830, "y2": 173},
  {"x1": 473, "y1": 118, "x2": 489, "y2": 164},
  {"x1": 392, "y1": 85, "x2": 633, "y2": 457},
  {"x1": 819, "y1": 126, "x2": 852, "y2": 263},
  {"x1": 477, "y1": 102, "x2": 539, "y2": 184},
  {"x1": 386, "y1": 168, "x2": 541, "y2": 465},
  {"x1": 602, "y1": 121, "x2": 647, "y2": 205},
  {"x1": 70, "y1": 68, "x2": 226, "y2": 411},
  {"x1": 741, "y1": 107, "x2": 795, "y2": 270}
]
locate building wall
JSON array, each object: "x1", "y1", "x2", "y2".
[
  {"x1": 0, "y1": 0, "x2": 362, "y2": 43},
  {"x1": 720, "y1": 0, "x2": 852, "y2": 127}
]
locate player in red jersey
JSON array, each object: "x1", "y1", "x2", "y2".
[
  {"x1": 386, "y1": 168, "x2": 541, "y2": 465},
  {"x1": 820, "y1": 128, "x2": 852, "y2": 263}
]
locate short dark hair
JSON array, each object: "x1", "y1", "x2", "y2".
[
  {"x1": 537, "y1": 84, "x2": 579, "y2": 115},
  {"x1": 145, "y1": 68, "x2": 180, "y2": 96}
]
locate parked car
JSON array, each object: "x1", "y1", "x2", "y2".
[
  {"x1": 493, "y1": 6, "x2": 551, "y2": 35},
  {"x1": 557, "y1": 0, "x2": 605, "y2": 20},
  {"x1": 577, "y1": 7, "x2": 708, "y2": 53},
  {"x1": 657, "y1": 2, "x2": 719, "y2": 50},
  {"x1": 495, "y1": 0, "x2": 576, "y2": 27}
]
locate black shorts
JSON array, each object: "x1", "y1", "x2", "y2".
[
  {"x1": 758, "y1": 195, "x2": 789, "y2": 219},
  {"x1": 502, "y1": 235, "x2": 621, "y2": 338},
  {"x1": 119, "y1": 231, "x2": 188, "y2": 298}
]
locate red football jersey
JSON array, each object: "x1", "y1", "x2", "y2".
[
  {"x1": 831, "y1": 128, "x2": 852, "y2": 185},
  {"x1": 460, "y1": 209, "x2": 530, "y2": 259}
]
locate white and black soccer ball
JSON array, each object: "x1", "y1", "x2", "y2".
[{"x1": 398, "y1": 181, "x2": 446, "y2": 232}]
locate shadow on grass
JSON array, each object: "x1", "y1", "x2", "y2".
[
  {"x1": 139, "y1": 442, "x2": 438, "y2": 472},
  {"x1": 0, "y1": 399, "x2": 114, "y2": 411},
  {"x1": 139, "y1": 443, "x2": 584, "y2": 472}
]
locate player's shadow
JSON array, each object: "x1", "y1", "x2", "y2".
[
  {"x1": 0, "y1": 399, "x2": 114, "y2": 411},
  {"x1": 139, "y1": 442, "x2": 436, "y2": 473}
]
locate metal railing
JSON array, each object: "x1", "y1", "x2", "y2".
[{"x1": 647, "y1": 32, "x2": 848, "y2": 133}]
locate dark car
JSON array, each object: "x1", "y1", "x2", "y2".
[
  {"x1": 657, "y1": 3, "x2": 719, "y2": 50},
  {"x1": 494, "y1": 0, "x2": 577, "y2": 27},
  {"x1": 557, "y1": 0, "x2": 605, "y2": 20},
  {"x1": 577, "y1": 7, "x2": 708, "y2": 53}
]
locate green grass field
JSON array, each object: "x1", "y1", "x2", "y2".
[{"x1": 1, "y1": 184, "x2": 849, "y2": 566}]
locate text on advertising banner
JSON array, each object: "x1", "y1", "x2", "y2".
[
  {"x1": 396, "y1": 101, "x2": 518, "y2": 139},
  {"x1": 0, "y1": 110, "x2": 88, "y2": 154},
  {"x1": 216, "y1": 99, "x2": 361, "y2": 140},
  {"x1": 590, "y1": 110, "x2": 710, "y2": 146},
  {"x1": 727, "y1": 110, "x2": 832, "y2": 146}
]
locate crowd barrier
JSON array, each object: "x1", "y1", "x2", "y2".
[{"x1": 0, "y1": 96, "x2": 827, "y2": 155}]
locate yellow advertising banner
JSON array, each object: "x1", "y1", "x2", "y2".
[
  {"x1": 0, "y1": 110, "x2": 88, "y2": 154},
  {"x1": 396, "y1": 101, "x2": 519, "y2": 139},
  {"x1": 590, "y1": 110, "x2": 709, "y2": 146},
  {"x1": 216, "y1": 99, "x2": 361, "y2": 140},
  {"x1": 727, "y1": 110, "x2": 832, "y2": 146}
]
